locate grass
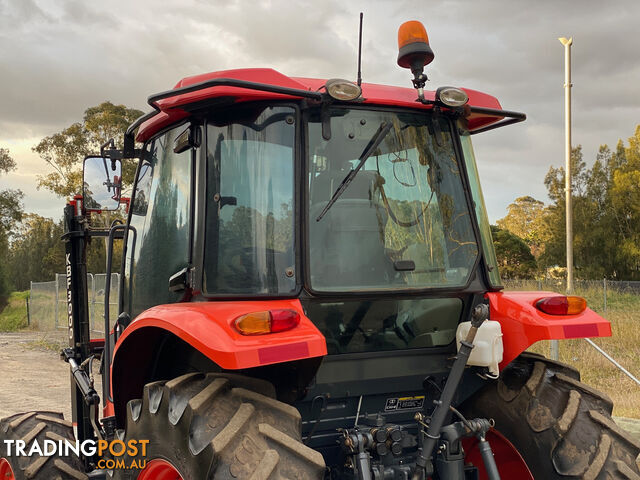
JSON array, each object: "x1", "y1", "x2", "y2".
[
  {"x1": 26, "y1": 335, "x2": 66, "y2": 352},
  {"x1": 521, "y1": 287, "x2": 640, "y2": 419},
  {"x1": 0, "y1": 291, "x2": 29, "y2": 331}
]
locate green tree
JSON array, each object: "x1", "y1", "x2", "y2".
[
  {"x1": 608, "y1": 125, "x2": 640, "y2": 276},
  {"x1": 33, "y1": 102, "x2": 144, "y2": 197},
  {"x1": 491, "y1": 225, "x2": 537, "y2": 279},
  {"x1": 496, "y1": 196, "x2": 548, "y2": 258},
  {"x1": 539, "y1": 146, "x2": 595, "y2": 275},
  {"x1": 0, "y1": 147, "x2": 24, "y2": 231},
  {"x1": 8, "y1": 215, "x2": 65, "y2": 291},
  {"x1": 538, "y1": 127, "x2": 640, "y2": 279},
  {"x1": 8, "y1": 213, "x2": 121, "y2": 292},
  {"x1": 0, "y1": 148, "x2": 24, "y2": 305}
]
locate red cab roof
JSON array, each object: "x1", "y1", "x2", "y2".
[{"x1": 136, "y1": 68, "x2": 505, "y2": 142}]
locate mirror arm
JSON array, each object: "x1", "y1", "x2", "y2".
[
  {"x1": 123, "y1": 132, "x2": 136, "y2": 158},
  {"x1": 100, "y1": 134, "x2": 145, "y2": 162}
]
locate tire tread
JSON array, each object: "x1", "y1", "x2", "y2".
[
  {"x1": 115, "y1": 373, "x2": 325, "y2": 479},
  {"x1": 462, "y1": 354, "x2": 640, "y2": 480},
  {"x1": 0, "y1": 412, "x2": 86, "y2": 480}
]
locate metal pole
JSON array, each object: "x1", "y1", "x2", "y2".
[
  {"x1": 559, "y1": 37, "x2": 574, "y2": 294},
  {"x1": 550, "y1": 340, "x2": 559, "y2": 361},
  {"x1": 585, "y1": 338, "x2": 640, "y2": 387},
  {"x1": 54, "y1": 273, "x2": 59, "y2": 328},
  {"x1": 603, "y1": 278, "x2": 607, "y2": 313},
  {"x1": 29, "y1": 281, "x2": 33, "y2": 326}
]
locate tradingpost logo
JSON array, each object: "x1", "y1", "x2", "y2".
[{"x1": 3, "y1": 438, "x2": 149, "y2": 470}]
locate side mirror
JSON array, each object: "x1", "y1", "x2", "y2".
[{"x1": 83, "y1": 156, "x2": 122, "y2": 211}]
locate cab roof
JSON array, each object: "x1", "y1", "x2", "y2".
[{"x1": 135, "y1": 68, "x2": 510, "y2": 142}]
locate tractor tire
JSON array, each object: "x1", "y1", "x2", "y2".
[
  {"x1": 0, "y1": 411, "x2": 87, "y2": 479},
  {"x1": 461, "y1": 352, "x2": 640, "y2": 479},
  {"x1": 112, "y1": 372, "x2": 326, "y2": 479}
]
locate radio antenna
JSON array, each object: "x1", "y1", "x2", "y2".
[{"x1": 357, "y1": 12, "x2": 363, "y2": 86}]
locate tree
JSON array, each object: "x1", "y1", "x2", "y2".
[
  {"x1": 33, "y1": 102, "x2": 144, "y2": 198},
  {"x1": 0, "y1": 147, "x2": 24, "y2": 231},
  {"x1": 7, "y1": 215, "x2": 65, "y2": 292},
  {"x1": 496, "y1": 196, "x2": 548, "y2": 258},
  {"x1": 7, "y1": 213, "x2": 121, "y2": 292},
  {"x1": 491, "y1": 225, "x2": 537, "y2": 279},
  {"x1": 536, "y1": 126, "x2": 640, "y2": 280},
  {"x1": 0, "y1": 148, "x2": 24, "y2": 304}
]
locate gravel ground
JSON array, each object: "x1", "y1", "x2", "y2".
[
  {"x1": 0, "y1": 330, "x2": 99, "y2": 421},
  {"x1": 1, "y1": 331, "x2": 639, "y2": 442}
]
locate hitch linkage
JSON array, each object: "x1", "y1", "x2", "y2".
[
  {"x1": 62, "y1": 348, "x2": 104, "y2": 440},
  {"x1": 410, "y1": 303, "x2": 501, "y2": 480},
  {"x1": 62, "y1": 348, "x2": 99, "y2": 406}
]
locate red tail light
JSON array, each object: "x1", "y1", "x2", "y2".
[
  {"x1": 234, "y1": 309, "x2": 300, "y2": 335},
  {"x1": 536, "y1": 296, "x2": 587, "y2": 315}
]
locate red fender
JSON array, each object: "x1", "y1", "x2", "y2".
[
  {"x1": 113, "y1": 299, "x2": 327, "y2": 370},
  {"x1": 487, "y1": 291, "x2": 611, "y2": 368},
  {"x1": 462, "y1": 429, "x2": 534, "y2": 480}
]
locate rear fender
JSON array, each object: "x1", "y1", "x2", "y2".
[
  {"x1": 487, "y1": 291, "x2": 611, "y2": 368},
  {"x1": 113, "y1": 299, "x2": 327, "y2": 370}
]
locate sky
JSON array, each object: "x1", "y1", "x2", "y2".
[{"x1": 1, "y1": 0, "x2": 639, "y2": 223}]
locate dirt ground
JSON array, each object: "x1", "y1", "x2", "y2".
[
  {"x1": 1, "y1": 331, "x2": 639, "y2": 444},
  {"x1": 0, "y1": 330, "x2": 101, "y2": 421}
]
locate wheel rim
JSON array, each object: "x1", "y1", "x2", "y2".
[
  {"x1": 137, "y1": 459, "x2": 183, "y2": 480},
  {"x1": 0, "y1": 458, "x2": 15, "y2": 480},
  {"x1": 462, "y1": 428, "x2": 534, "y2": 480}
]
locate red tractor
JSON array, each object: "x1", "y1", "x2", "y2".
[{"x1": 1, "y1": 20, "x2": 638, "y2": 480}]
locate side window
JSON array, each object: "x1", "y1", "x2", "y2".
[
  {"x1": 122, "y1": 146, "x2": 153, "y2": 315},
  {"x1": 131, "y1": 160, "x2": 153, "y2": 216},
  {"x1": 125, "y1": 125, "x2": 194, "y2": 317}
]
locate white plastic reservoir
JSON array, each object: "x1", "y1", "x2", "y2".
[{"x1": 456, "y1": 320, "x2": 503, "y2": 377}]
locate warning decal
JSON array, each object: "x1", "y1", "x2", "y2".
[{"x1": 384, "y1": 395, "x2": 425, "y2": 411}]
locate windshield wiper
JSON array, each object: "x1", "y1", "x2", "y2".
[{"x1": 316, "y1": 121, "x2": 393, "y2": 222}]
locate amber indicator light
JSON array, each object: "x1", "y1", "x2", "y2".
[
  {"x1": 234, "y1": 309, "x2": 300, "y2": 335},
  {"x1": 536, "y1": 296, "x2": 587, "y2": 315}
]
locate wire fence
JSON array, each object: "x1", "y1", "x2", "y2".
[
  {"x1": 28, "y1": 273, "x2": 120, "y2": 335},
  {"x1": 502, "y1": 278, "x2": 640, "y2": 314},
  {"x1": 26, "y1": 275, "x2": 638, "y2": 333}
]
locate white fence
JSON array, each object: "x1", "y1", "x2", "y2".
[{"x1": 28, "y1": 273, "x2": 120, "y2": 335}]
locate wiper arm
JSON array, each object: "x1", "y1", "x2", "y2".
[{"x1": 316, "y1": 121, "x2": 393, "y2": 222}]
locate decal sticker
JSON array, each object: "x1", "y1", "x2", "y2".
[{"x1": 384, "y1": 395, "x2": 425, "y2": 411}]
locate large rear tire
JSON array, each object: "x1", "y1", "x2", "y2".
[
  {"x1": 0, "y1": 411, "x2": 87, "y2": 479},
  {"x1": 112, "y1": 373, "x2": 326, "y2": 479},
  {"x1": 462, "y1": 353, "x2": 640, "y2": 479}
]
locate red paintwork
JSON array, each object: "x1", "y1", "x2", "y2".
[
  {"x1": 487, "y1": 291, "x2": 611, "y2": 368},
  {"x1": 462, "y1": 429, "x2": 534, "y2": 480},
  {"x1": 135, "y1": 68, "x2": 505, "y2": 142},
  {"x1": 137, "y1": 459, "x2": 183, "y2": 480},
  {"x1": 89, "y1": 338, "x2": 105, "y2": 351},
  {"x1": 0, "y1": 458, "x2": 15, "y2": 480},
  {"x1": 103, "y1": 399, "x2": 115, "y2": 419},
  {"x1": 113, "y1": 299, "x2": 327, "y2": 370}
]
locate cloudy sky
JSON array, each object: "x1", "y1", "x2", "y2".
[{"x1": 1, "y1": 0, "x2": 639, "y2": 222}]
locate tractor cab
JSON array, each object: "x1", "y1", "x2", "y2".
[{"x1": 22, "y1": 19, "x2": 627, "y2": 480}]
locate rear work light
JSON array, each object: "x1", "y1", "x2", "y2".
[
  {"x1": 536, "y1": 296, "x2": 587, "y2": 315},
  {"x1": 234, "y1": 309, "x2": 300, "y2": 335}
]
